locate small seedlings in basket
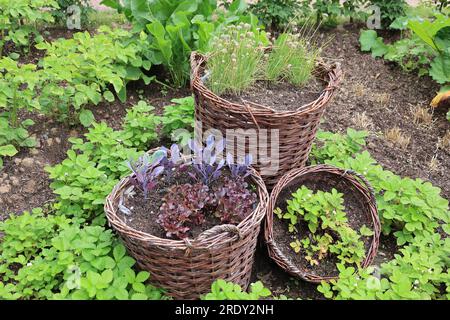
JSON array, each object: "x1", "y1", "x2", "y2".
[{"x1": 275, "y1": 186, "x2": 374, "y2": 267}]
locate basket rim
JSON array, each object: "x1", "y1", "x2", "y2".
[
  {"x1": 264, "y1": 164, "x2": 381, "y2": 283},
  {"x1": 190, "y1": 51, "x2": 343, "y2": 117},
  {"x1": 105, "y1": 148, "x2": 269, "y2": 250}
]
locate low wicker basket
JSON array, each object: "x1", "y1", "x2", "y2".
[
  {"x1": 264, "y1": 165, "x2": 380, "y2": 283},
  {"x1": 190, "y1": 52, "x2": 343, "y2": 188},
  {"x1": 105, "y1": 149, "x2": 269, "y2": 299}
]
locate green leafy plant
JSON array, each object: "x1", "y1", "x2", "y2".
[
  {"x1": 250, "y1": 0, "x2": 300, "y2": 31},
  {"x1": 368, "y1": 0, "x2": 407, "y2": 29},
  {"x1": 121, "y1": 100, "x2": 161, "y2": 150},
  {"x1": 311, "y1": 0, "x2": 344, "y2": 26},
  {"x1": 0, "y1": 208, "x2": 166, "y2": 300},
  {"x1": 101, "y1": 0, "x2": 258, "y2": 87},
  {"x1": 310, "y1": 128, "x2": 368, "y2": 164},
  {"x1": 276, "y1": 186, "x2": 372, "y2": 267},
  {"x1": 0, "y1": 0, "x2": 59, "y2": 55},
  {"x1": 359, "y1": 14, "x2": 450, "y2": 90},
  {"x1": 311, "y1": 130, "x2": 449, "y2": 247},
  {"x1": 52, "y1": 0, "x2": 93, "y2": 28},
  {"x1": 37, "y1": 26, "x2": 153, "y2": 126},
  {"x1": 202, "y1": 279, "x2": 272, "y2": 300},
  {"x1": 318, "y1": 234, "x2": 449, "y2": 300},
  {"x1": 0, "y1": 57, "x2": 37, "y2": 165},
  {"x1": 407, "y1": 14, "x2": 450, "y2": 85},
  {"x1": 161, "y1": 96, "x2": 195, "y2": 144}
]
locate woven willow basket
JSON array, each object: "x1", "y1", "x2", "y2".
[
  {"x1": 105, "y1": 148, "x2": 269, "y2": 299},
  {"x1": 190, "y1": 52, "x2": 343, "y2": 187},
  {"x1": 264, "y1": 165, "x2": 380, "y2": 283}
]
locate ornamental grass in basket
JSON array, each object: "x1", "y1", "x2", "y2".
[
  {"x1": 191, "y1": 23, "x2": 342, "y2": 187},
  {"x1": 105, "y1": 136, "x2": 268, "y2": 299},
  {"x1": 204, "y1": 23, "x2": 322, "y2": 111}
]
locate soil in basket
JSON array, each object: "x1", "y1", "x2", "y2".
[
  {"x1": 222, "y1": 78, "x2": 325, "y2": 112},
  {"x1": 120, "y1": 170, "x2": 258, "y2": 240},
  {"x1": 272, "y1": 172, "x2": 374, "y2": 278}
]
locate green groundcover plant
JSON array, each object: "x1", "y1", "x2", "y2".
[
  {"x1": 37, "y1": 26, "x2": 154, "y2": 127},
  {"x1": 310, "y1": 129, "x2": 449, "y2": 300},
  {"x1": 0, "y1": 0, "x2": 59, "y2": 55},
  {"x1": 0, "y1": 57, "x2": 37, "y2": 167}
]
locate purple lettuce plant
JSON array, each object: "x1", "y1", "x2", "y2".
[
  {"x1": 226, "y1": 153, "x2": 253, "y2": 178},
  {"x1": 188, "y1": 136, "x2": 225, "y2": 186},
  {"x1": 214, "y1": 176, "x2": 257, "y2": 224},
  {"x1": 157, "y1": 183, "x2": 215, "y2": 239},
  {"x1": 127, "y1": 152, "x2": 164, "y2": 199}
]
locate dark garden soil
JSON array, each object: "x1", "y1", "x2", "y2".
[
  {"x1": 222, "y1": 78, "x2": 325, "y2": 112},
  {"x1": 0, "y1": 24, "x2": 448, "y2": 298},
  {"x1": 319, "y1": 24, "x2": 450, "y2": 202}
]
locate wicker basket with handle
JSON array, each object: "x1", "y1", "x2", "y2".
[{"x1": 105, "y1": 148, "x2": 269, "y2": 299}]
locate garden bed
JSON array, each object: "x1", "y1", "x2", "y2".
[{"x1": 0, "y1": 25, "x2": 448, "y2": 299}]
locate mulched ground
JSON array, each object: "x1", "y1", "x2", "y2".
[{"x1": 0, "y1": 24, "x2": 448, "y2": 298}]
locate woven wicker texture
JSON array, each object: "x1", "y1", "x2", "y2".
[
  {"x1": 190, "y1": 52, "x2": 343, "y2": 187},
  {"x1": 264, "y1": 165, "x2": 380, "y2": 283},
  {"x1": 105, "y1": 149, "x2": 269, "y2": 299}
]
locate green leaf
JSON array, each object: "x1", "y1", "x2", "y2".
[
  {"x1": 79, "y1": 109, "x2": 95, "y2": 128},
  {"x1": 0, "y1": 145, "x2": 18, "y2": 157},
  {"x1": 430, "y1": 53, "x2": 450, "y2": 84},
  {"x1": 131, "y1": 293, "x2": 148, "y2": 300},
  {"x1": 113, "y1": 244, "x2": 126, "y2": 262},
  {"x1": 135, "y1": 271, "x2": 150, "y2": 283},
  {"x1": 359, "y1": 30, "x2": 388, "y2": 58},
  {"x1": 103, "y1": 91, "x2": 115, "y2": 102}
]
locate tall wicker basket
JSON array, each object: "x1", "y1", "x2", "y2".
[
  {"x1": 190, "y1": 52, "x2": 343, "y2": 187},
  {"x1": 105, "y1": 149, "x2": 269, "y2": 299},
  {"x1": 264, "y1": 165, "x2": 380, "y2": 283}
]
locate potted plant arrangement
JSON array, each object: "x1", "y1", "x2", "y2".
[
  {"x1": 191, "y1": 23, "x2": 343, "y2": 187},
  {"x1": 264, "y1": 165, "x2": 380, "y2": 283},
  {"x1": 105, "y1": 136, "x2": 268, "y2": 299}
]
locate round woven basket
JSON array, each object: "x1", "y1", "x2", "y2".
[
  {"x1": 105, "y1": 149, "x2": 269, "y2": 299},
  {"x1": 190, "y1": 52, "x2": 343, "y2": 188},
  {"x1": 264, "y1": 165, "x2": 380, "y2": 283}
]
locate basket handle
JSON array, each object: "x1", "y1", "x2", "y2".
[
  {"x1": 190, "y1": 51, "x2": 204, "y2": 91},
  {"x1": 197, "y1": 224, "x2": 242, "y2": 241}
]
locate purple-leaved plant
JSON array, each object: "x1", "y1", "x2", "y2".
[
  {"x1": 157, "y1": 183, "x2": 215, "y2": 239},
  {"x1": 214, "y1": 176, "x2": 257, "y2": 224},
  {"x1": 127, "y1": 152, "x2": 164, "y2": 199},
  {"x1": 226, "y1": 153, "x2": 253, "y2": 178},
  {"x1": 188, "y1": 136, "x2": 225, "y2": 186}
]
